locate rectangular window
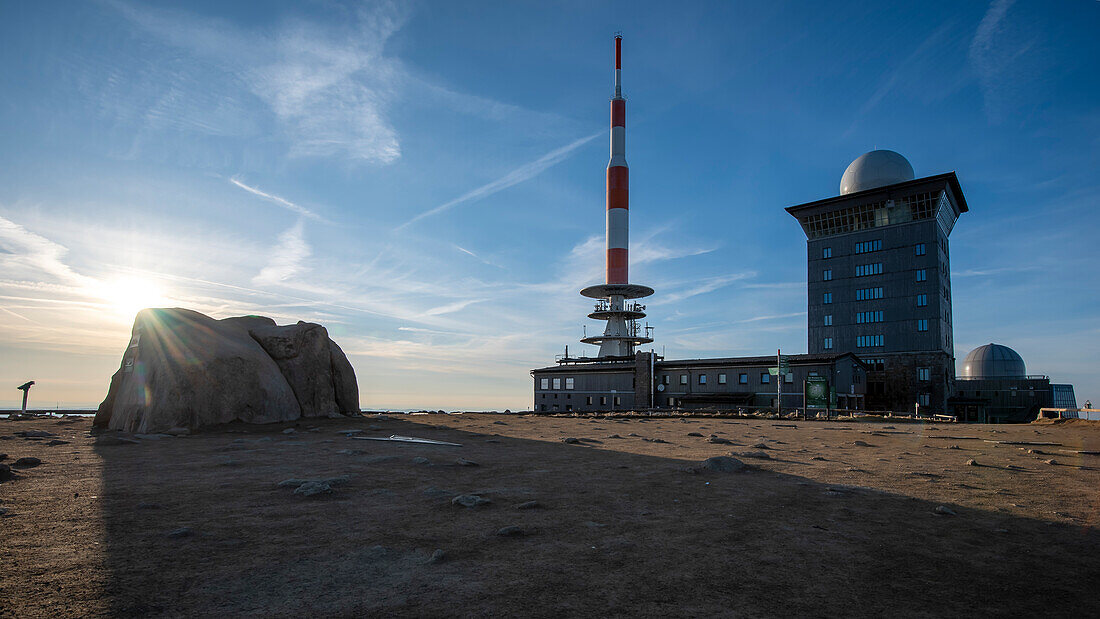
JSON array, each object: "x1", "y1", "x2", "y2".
[
  {"x1": 854, "y1": 239, "x2": 882, "y2": 254},
  {"x1": 600, "y1": 396, "x2": 607, "y2": 405},
  {"x1": 699, "y1": 374, "x2": 707, "y2": 385},
  {"x1": 824, "y1": 337, "x2": 833, "y2": 350},
  {"x1": 823, "y1": 269, "x2": 832, "y2": 281},
  {"x1": 856, "y1": 310, "x2": 884, "y2": 323},
  {"x1": 552, "y1": 378, "x2": 561, "y2": 390},
  {"x1": 917, "y1": 269, "x2": 927, "y2": 282},
  {"x1": 614, "y1": 396, "x2": 621, "y2": 406},
  {"x1": 680, "y1": 374, "x2": 688, "y2": 385},
  {"x1": 540, "y1": 378, "x2": 549, "y2": 390},
  {"x1": 761, "y1": 373, "x2": 770, "y2": 384},
  {"x1": 857, "y1": 335, "x2": 884, "y2": 347},
  {"x1": 565, "y1": 404, "x2": 572, "y2": 411},
  {"x1": 823, "y1": 292, "x2": 833, "y2": 304},
  {"x1": 824, "y1": 314, "x2": 833, "y2": 326},
  {"x1": 919, "y1": 393, "x2": 930, "y2": 406},
  {"x1": 823, "y1": 247, "x2": 833, "y2": 259},
  {"x1": 855, "y1": 287, "x2": 884, "y2": 301},
  {"x1": 565, "y1": 377, "x2": 574, "y2": 390},
  {"x1": 917, "y1": 319, "x2": 929, "y2": 332},
  {"x1": 718, "y1": 373, "x2": 727, "y2": 384},
  {"x1": 915, "y1": 243, "x2": 926, "y2": 256},
  {"x1": 663, "y1": 375, "x2": 670, "y2": 384},
  {"x1": 855, "y1": 263, "x2": 883, "y2": 277},
  {"x1": 586, "y1": 396, "x2": 593, "y2": 405},
  {"x1": 785, "y1": 373, "x2": 793, "y2": 384},
  {"x1": 918, "y1": 367, "x2": 930, "y2": 381},
  {"x1": 917, "y1": 294, "x2": 928, "y2": 307},
  {"x1": 739, "y1": 373, "x2": 748, "y2": 384}
]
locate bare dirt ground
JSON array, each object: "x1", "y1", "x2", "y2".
[{"x1": 1, "y1": 413, "x2": 1098, "y2": 617}]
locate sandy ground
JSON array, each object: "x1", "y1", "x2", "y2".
[{"x1": 1, "y1": 413, "x2": 1098, "y2": 618}]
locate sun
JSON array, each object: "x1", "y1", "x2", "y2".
[{"x1": 99, "y1": 276, "x2": 169, "y2": 320}]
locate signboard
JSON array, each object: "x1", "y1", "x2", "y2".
[{"x1": 806, "y1": 377, "x2": 828, "y2": 407}]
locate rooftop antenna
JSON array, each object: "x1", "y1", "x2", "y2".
[{"x1": 17, "y1": 381, "x2": 35, "y2": 416}]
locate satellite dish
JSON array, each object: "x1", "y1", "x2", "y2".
[{"x1": 657, "y1": 384, "x2": 665, "y2": 392}]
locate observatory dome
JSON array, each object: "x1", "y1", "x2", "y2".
[
  {"x1": 839, "y1": 150, "x2": 915, "y2": 195},
  {"x1": 959, "y1": 343, "x2": 1026, "y2": 379}
]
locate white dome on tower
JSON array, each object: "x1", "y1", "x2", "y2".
[{"x1": 840, "y1": 150, "x2": 915, "y2": 195}]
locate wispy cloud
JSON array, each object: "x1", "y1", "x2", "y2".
[
  {"x1": 253, "y1": 220, "x2": 312, "y2": 286},
  {"x1": 969, "y1": 0, "x2": 1026, "y2": 123},
  {"x1": 230, "y1": 178, "x2": 324, "y2": 221},
  {"x1": 397, "y1": 131, "x2": 601, "y2": 230},
  {"x1": 656, "y1": 273, "x2": 754, "y2": 305},
  {"x1": 0, "y1": 215, "x2": 96, "y2": 289}
]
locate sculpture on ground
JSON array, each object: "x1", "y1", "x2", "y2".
[{"x1": 94, "y1": 308, "x2": 360, "y2": 433}]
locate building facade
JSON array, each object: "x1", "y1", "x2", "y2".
[
  {"x1": 531, "y1": 352, "x2": 867, "y2": 413},
  {"x1": 786, "y1": 151, "x2": 968, "y2": 413}
]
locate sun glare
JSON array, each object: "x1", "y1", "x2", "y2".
[{"x1": 99, "y1": 276, "x2": 168, "y2": 320}]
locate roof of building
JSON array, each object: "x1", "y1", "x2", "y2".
[
  {"x1": 785, "y1": 171, "x2": 969, "y2": 217},
  {"x1": 959, "y1": 343, "x2": 1026, "y2": 378},
  {"x1": 531, "y1": 352, "x2": 866, "y2": 373},
  {"x1": 840, "y1": 150, "x2": 915, "y2": 195}
]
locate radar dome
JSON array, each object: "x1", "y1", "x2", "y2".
[
  {"x1": 840, "y1": 150, "x2": 915, "y2": 195},
  {"x1": 959, "y1": 343, "x2": 1026, "y2": 378}
]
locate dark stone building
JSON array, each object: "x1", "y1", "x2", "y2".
[
  {"x1": 786, "y1": 150, "x2": 968, "y2": 413},
  {"x1": 531, "y1": 351, "x2": 867, "y2": 413}
]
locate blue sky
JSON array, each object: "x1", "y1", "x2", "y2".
[{"x1": 1, "y1": 0, "x2": 1097, "y2": 410}]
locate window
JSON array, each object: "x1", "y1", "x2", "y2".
[
  {"x1": 855, "y1": 263, "x2": 883, "y2": 277},
  {"x1": 854, "y1": 239, "x2": 882, "y2": 254},
  {"x1": 614, "y1": 396, "x2": 621, "y2": 406},
  {"x1": 917, "y1": 269, "x2": 927, "y2": 282},
  {"x1": 915, "y1": 243, "x2": 926, "y2": 256},
  {"x1": 824, "y1": 314, "x2": 833, "y2": 326},
  {"x1": 918, "y1": 367, "x2": 930, "y2": 381},
  {"x1": 680, "y1": 374, "x2": 688, "y2": 385},
  {"x1": 855, "y1": 287, "x2": 883, "y2": 301},
  {"x1": 823, "y1": 269, "x2": 832, "y2": 281},
  {"x1": 540, "y1": 378, "x2": 549, "y2": 390},
  {"x1": 600, "y1": 397, "x2": 607, "y2": 405},
  {"x1": 785, "y1": 373, "x2": 793, "y2": 384},
  {"x1": 739, "y1": 373, "x2": 748, "y2": 384},
  {"x1": 663, "y1": 375, "x2": 670, "y2": 384},
  {"x1": 917, "y1": 294, "x2": 928, "y2": 307},
  {"x1": 718, "y1": 374, "x2": 727, "y2": 384},
  {"x1": 823, "y1": 247, "x2": 833, "y2": 259},
  {"x1": 857, "y1": 335, "x2": 884, "y2": 347},
  {"x1": 586, "y1": 396, "x2": 593, "y2": 405},
  {"x1": 856, "y1": 310, "x2": 883, "y2": 323},
  {"x1": 565, "y1": 405, "x2": 572, "y2": 411},
  {"x1": 552, "y1": 378, "x2": 561, "y2": 390},
  {"x1": 917, "y1": 319, "x2": 928, "y2": 332},
  {"x1": 761, "y1": 373, "x2": 770, "y2": 384},
  {"x1": 823, "y1": 292, "x2": 833, "y2": 304},
  {"x1": 918, "y1": 393, "x2": 930, "y2": 407},
  {"x1": 699, "y1": 374, "x2": 707, "y2": 385},
  {"x1": 824, "y1": 337, "x2": 833, "y2": 350},
  {"x1": 565, "y1": 377, "x2": 574, "y2": 390}
]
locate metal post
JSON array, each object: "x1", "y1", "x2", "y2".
[{"x1": 776, "y1": 349, "x2": 782, "y2": 418}]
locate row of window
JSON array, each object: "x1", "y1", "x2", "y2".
[
  {"x1": 662, "y1": 372, "x2": 791, "y2": 386},
  {"x1": 854, "y1": 263, "x2": 883, "y2": 277},
  {"x1": 856, "y1": 310, "x2": 884, "y2": 323},
  {"x1": 539, "y1": 377, "x2": 575, "y2": 390},
  {"x1": 854, "y1": 287, "x2": 884, "y2": 301},
  {"x1": 854, "y1": 239, "x2": 882, "y2": 254},
  {"x1": 821, "y1": 240, "x2": 929, "y2": 259},
  {"x1": 857, "y1": 335, "x2": 885, "y2": 348}
]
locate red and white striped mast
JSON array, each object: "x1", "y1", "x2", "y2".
[{"x1": 579, "y1": 33, "x2": 654, "y2": 358}]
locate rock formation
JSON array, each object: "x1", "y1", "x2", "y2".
[{"x1": 94, "y1": 308, "x2": 360, "y2": 433}]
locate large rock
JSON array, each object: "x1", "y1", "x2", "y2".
[{"x1": 94, "y1": 309, "x2": 360, "y2": 433}]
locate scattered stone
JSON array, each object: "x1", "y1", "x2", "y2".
[
  {"x1": 492, "y1": 421, "x2": 507, "y2": 425},
  {"x1": 699, "y1": 456, "x2": 747, "y2": 473},
  {"x1": 413, "y1": 456, "x2": 431, "y2": 465},
  {"x1": 852, "y1": 440, "x2": 871, "y2": 447},
  {"x1": 282, "y1": 428, "x2": 297, "y2": 435},
  {"x1": 0, "y1": 507, "x2": 9, "y2": 517},
  {"x1": 515, "y1": 500, "x2": 542, "y2": 510},
  {"x1": 455, "y1": 458, "x2": 478, "y2": 467},
  {"x1": 605, "y1": 434, "x2": 623, "y2": 439},
  {"x1": 426, "y1": 549, "x2": 447, "y2": 564},
  {"x1": 1044, "y1": 458, "x2": 1058, "y2": 466},
  {"x1": 0, "y1": 463, "x2": 13, "y2": 482},
  {"x1": 707, "y1": 436, "x2": 733, "y2": 445},
  {"x1": 496, "y1": 525, "x2": 524, "y2": 536},
  {"x1": 423, "y1": 486, "x2": 451, "y2": 498},
  {"x1": 0, "y1": 454, "x2": 6, "y2": 461},
  {"x1": 340, "y1": 429, "x2": 365, "y2": 437},
  {"x1": 687, "y1": 432, "x2": 703, "y2": 437},
  {"x1": 293, "y1": 481, "x2": 332, "y2": 497},
  {"x1": 627, "y1": 433, "x2": 640, "y2": 437},
  {"x1": 948, "y1": 445, "x2": 961, "y2": 450},
  {"x1": 966, "y1": 459, "x2": 979, "y2": 466},
  {"x1": 485, "y1": 439, "x2": 501, "y2": 444},
  {"x1": 642, "y1": 437, "x2": 669, "y2": 443},
  {"x1": 12, "y1": 457, "x2": 41, "y2": 468},
  {"x1": 751, "y1": 443, "x2": 770, "y2": 449},
  {"x1": 811, "y1": 456, "x2": 827, "y2": 461},
  {"x1": 452, "y1": 494, "x2": 491, "y2": 508},
  {"x1": 167, "y1": 527, "x2": 194, "y2": 538},
  {"x1": 735, "y1": 451, "x2": 771, "y2": 460},
  {"x1": 934, "y1": 505, "x2": 957, "y2": 516},
  {"x1": 562, "y1": 437, "x2": 581, "y2": 444}
]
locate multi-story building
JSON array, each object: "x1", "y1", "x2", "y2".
[{"x1": 786, "y1": 150, "x2": 968, "y2": 412}]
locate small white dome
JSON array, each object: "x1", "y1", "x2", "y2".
[{"x1": 840, "y1": 150, "x2": 915, "y2": 195}]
